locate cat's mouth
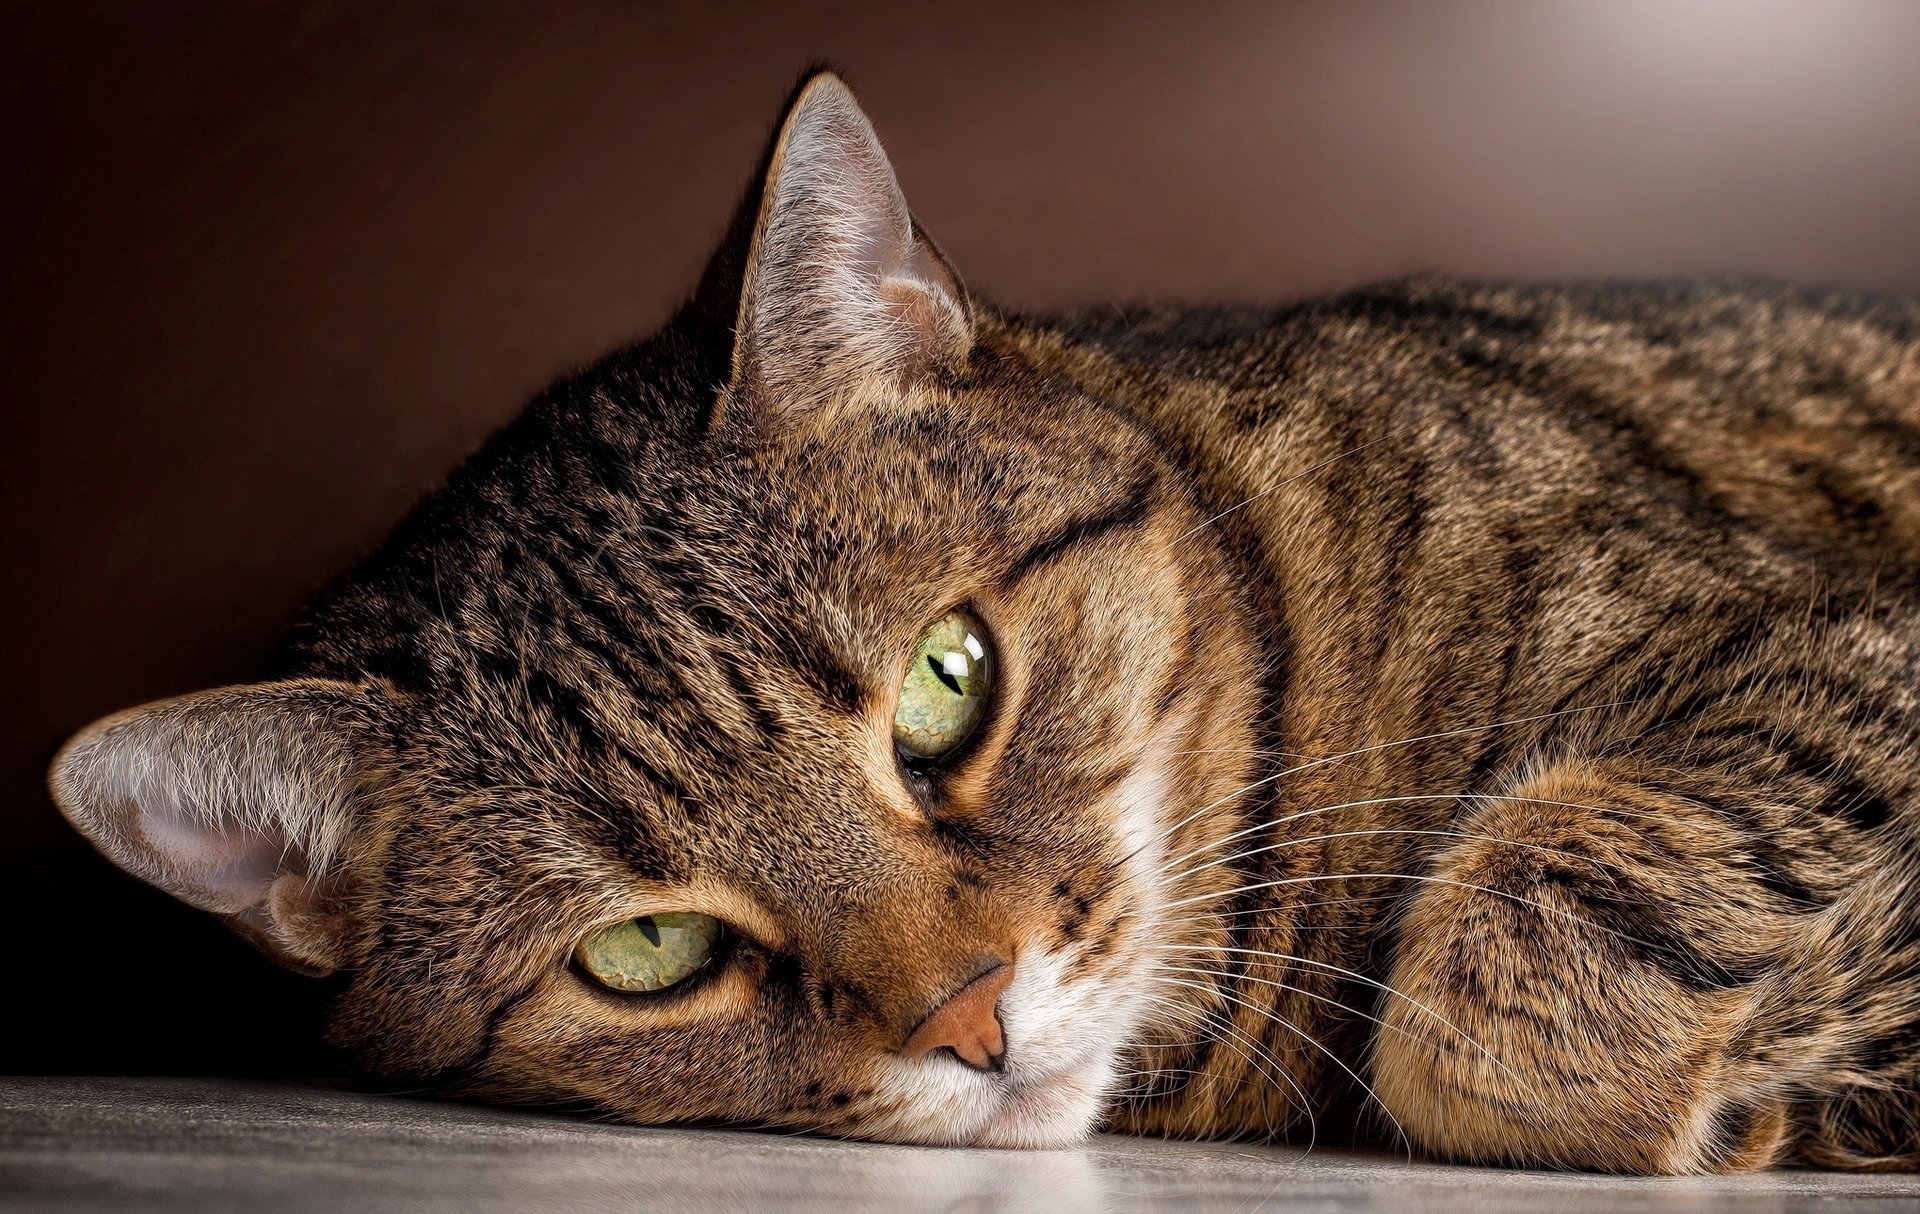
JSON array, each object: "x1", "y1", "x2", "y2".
[
  {"x1": 964, "y1": 1055, "x2": 1114, "y2": 1149},
  {"x1": 861, "y1": 1020, "x2": 1119, "y2": 1149},
  {"x1": 856, "y1": 941, "x2": 1147, "y2": 1149},
  {"x1": 864, "y1": 1046, "x2": 1114, "y2": 1149}
]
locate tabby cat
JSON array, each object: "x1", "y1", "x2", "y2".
[{"x1": 50, "y1": 72, "x2": 1920, "y2": 1174}]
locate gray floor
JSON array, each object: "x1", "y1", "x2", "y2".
[{"x1": 5, "y1": 1078, "x2": 1920, "y2": 1212}]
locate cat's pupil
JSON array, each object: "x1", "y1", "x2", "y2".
[
  {"x1": 928, "y1": 653, "x2": 965, "y2": 695},
  {"x1": 637, "y1": 916, "x2": 661, "y2": 946}
]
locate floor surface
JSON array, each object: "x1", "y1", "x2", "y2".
[{"x1": 5, "y1": 1076, "x2": 1920, "y2": 1212}]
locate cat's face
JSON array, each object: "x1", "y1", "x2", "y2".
[
  {"x1": 49, "y1": 74, "x2": 1261, "y2": 1146},
  {"x1": 336, "y1": 379, "x2": 1259, "y2": 1146}
]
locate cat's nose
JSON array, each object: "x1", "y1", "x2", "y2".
[{"x1": 900, "y1": 962, "x2": 1013, "y2": 1072}]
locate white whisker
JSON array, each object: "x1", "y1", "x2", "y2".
[
  {"x1": 1150, "y1": 945, "x2": 1521, "y2": 1086},
  {"x1": 1165, "y1": 820, "x2": 1640, "y2": 886},
  {"x1": 1131, "y1": 700, "x2": 1635, "y2": 871},
  {"x1": 1155, "y1": 973, "x2": 1410, "y2": 1154},
  {"x1": 1158, "y1": 869, "x2": 1664, "y2": 955}
]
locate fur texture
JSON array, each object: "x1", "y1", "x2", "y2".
[{"x1": 49, "y1": 73, "x2": 1920, "y2": 1172}]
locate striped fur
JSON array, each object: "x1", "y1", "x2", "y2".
[{"x1": 48, "y1": 74, "x2": 1920, "y2": 1172}]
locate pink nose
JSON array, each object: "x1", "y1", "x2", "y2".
[{"x1": 900, "y1": 963, "x2": 1013, "y2": 1071}]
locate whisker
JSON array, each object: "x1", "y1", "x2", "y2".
[
  {"x1": 1139, "y1": 988, "x2": 1311, "y2": 1144},
  {"x1": 1130, "y1": 700, "x2": 1635, "y2": 868},
  {"x1": 1155, "y1": 959, "x2": 1454, "y2": 1061},
  {"x1": 1165, "y1": 821, "x2": 1640, "y2": 886},
  {"x1": 1159, "y1": 870, "x2": 1666, "y2": 954},
  {"x1": 1152, "y1": 889, "x2": 1410, "y2": 931},
  {"x1": 1135, "y1": 988, "x2": 1311, "y2": 1142},
  {"x1": 1161, "y1": 782, "x2": 1653, "y2": 873},
  {"x1": 1150, "y1": 945, "x2": 1521, "y2": 1086},
  {"x1": 1154, "y1": 973, "x2": 1410, "y2": 1154}
]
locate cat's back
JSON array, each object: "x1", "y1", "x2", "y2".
[{"x1": 1032, "y1": 277, "x2": 1920, "y2": 596}]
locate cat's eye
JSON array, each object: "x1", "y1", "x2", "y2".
[
  {"x1": 893, "y1": 608, "x2": 996, "y2": 765},
  {"x1": 574, "y1": 913, "x2": 726, "y2": 994}
]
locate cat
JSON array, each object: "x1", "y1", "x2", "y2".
[{"x1": 48, "y1": 70, "x2": 1920, "y2": 1174}]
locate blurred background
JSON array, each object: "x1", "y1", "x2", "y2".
[{"x1": 4, "y1": 0, "x2": 1918, "y2": 1073}]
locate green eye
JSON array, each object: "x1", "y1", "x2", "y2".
[
  {"x1": 893, "y1": 609, "x2": 996, "y2": 764},
  {"x1": 574, "y1": 913, "x2": 726, "y2": 994}
]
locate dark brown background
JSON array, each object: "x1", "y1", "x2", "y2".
[{"x1": 4, "y1": 1, "x2": 1918, "y2": 1073}]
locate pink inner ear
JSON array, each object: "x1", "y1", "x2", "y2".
[
  {"x1": 49, "y1": 677, "x2": 369, "y2": 972},
  {"x1": 119, "y1": 791, "x2": 292, "y2": 915}
]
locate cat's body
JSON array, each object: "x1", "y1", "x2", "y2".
[
  {"x1": 49, "y1": 75, "x2": 1920, "y2": 1173},
  {"x1": 1030, "y1": 283, "x2": 1920, "y2": 1168}
]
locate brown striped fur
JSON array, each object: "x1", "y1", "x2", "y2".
[{"x1": 48, "y1": 73, "x2": 1920, "y2": 1172}]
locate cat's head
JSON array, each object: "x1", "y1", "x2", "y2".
[{"x1": 49, "y1": 73, "x2": 1262, "y2": 1146}]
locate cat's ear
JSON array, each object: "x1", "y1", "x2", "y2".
[
  {"x1": 725, "y1": 71, "x2": 972, "y2": 418},
  {"x1": 48, "y1": 678, "x2": 390, "y2": 977}
]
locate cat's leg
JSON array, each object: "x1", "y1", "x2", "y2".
[{"x1": 1369, "y1": 757, "x2": 1852, "y2": 1174}]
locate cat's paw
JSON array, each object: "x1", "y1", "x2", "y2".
[{"x1": 1369, "y1": 763, "x2": 1798, "y2": 1174}]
